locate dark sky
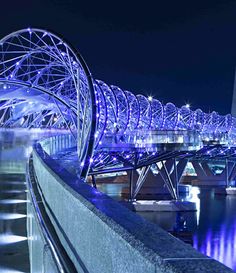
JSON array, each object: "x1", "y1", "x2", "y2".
[{"x1": 1, "y1": 0, "x2": 236, "y2": 114}]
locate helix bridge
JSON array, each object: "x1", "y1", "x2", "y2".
[{"x1": 0, "y1": 28, "x2": 236, "y2": 199}]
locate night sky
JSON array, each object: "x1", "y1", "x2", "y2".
[{"x1": 1, "y1": 0, "x2": 236, "y2": 114}]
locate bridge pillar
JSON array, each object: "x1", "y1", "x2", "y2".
[
  {"x1": 226, "y1": 158, "x2": 229, "y2": 187},
  {"x1": 173, "y1": 158, "x2": 179, "y2": 199},
  {"x1": 191, "y1": 160, "x2": 236, "y2": 186},
  {"x1": 130, "y1": 159, "x2": 196, "y2": 212},
  {"x1": 229, "y1": 163, "x2": 236, "y2": 182},
  {"x1": 91, "y1": 175, "x2": 97, "y2": 189},
  {"x1": 126, "y1": 158, "x2": 188, "y2": 200},
  {"x1": 129, "y1": 169, "x2": 135, "y2": 202}
]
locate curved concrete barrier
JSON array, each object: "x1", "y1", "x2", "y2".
[{"x1": 28, "y1": 137, "x2": 234, "y2": 273}]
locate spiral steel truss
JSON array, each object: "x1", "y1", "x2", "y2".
[
  {"x1": 0, "y1": 28, "x2": 236, "y2": 176},
  {"x1": 90, "y1": 80, "x2": 236, "y2": 172},
  {"x1": 93, "y1": 81, "x2": 235, "y2": 148},
  {"x1": 0, "y1": 28, "x2": 96, "y2": 178}
]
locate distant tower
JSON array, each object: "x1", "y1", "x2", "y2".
[{"x1": 231, "y1": 67, "x2": 236, "y2": 117}]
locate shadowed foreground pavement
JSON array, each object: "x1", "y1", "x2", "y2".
[{"x1": 0, "y1": 173, "x2": 29, "y2": 273}]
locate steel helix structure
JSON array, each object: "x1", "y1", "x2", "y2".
[
  {"x1": 0, "y1": 28, "x2": 236, "y2": 177},
  {"x1": 93, "y1": 81, "x2": 236, "y2": 147},
  {"x1": 0, "y1": 28, "x2": 97, "y2": 177}
]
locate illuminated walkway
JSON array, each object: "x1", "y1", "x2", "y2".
[
  {"x1": 0, "y1": 175, "x2": 29, "y2": 273},
  {"x1": 0, "y1": 129, "x2": 58, "y2": 273},
  {"x1": 0, "y1": 134, "x2": 29, "y2": 273}
]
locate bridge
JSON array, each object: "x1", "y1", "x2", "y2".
[
  {"x1": 0, "y1": 28, "x2": 235, "y2": 273},
  {"x1": 0, "y1": 28, "x2": 236, "y2": 200}
]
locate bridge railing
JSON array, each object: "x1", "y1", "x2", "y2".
[
  {"x1": 201, "y1": 131, "x2": 230, "y2": 146},
  {"x1": 101, "y1": 130, "x2": 202, "y2": 149},
  {"x1": 39, "y1": 133, "x2": 76, "y2": 156},
  {"x1": 27, "y1": 135, "x2": 233, "y2": 273}
]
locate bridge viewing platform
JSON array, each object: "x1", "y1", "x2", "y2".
[{"x1": 0, "y1": 28, "x2": 235, "y2": 272}]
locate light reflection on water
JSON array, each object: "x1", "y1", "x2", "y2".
[
  {"x1": 187, "y1": 187, "x2": 200, "y2": 225},
  {"x1": 193, "y1": 222, "x2": 236, "y2": 270},
  {"x1": 192, "y1": 191, "x2": 236, "y2": 271}
]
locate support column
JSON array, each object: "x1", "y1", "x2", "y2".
[
  {"x1": 91, "y1": 175, "x2": 97, "y2": 189},
  {"x1": 132, "y1": 165, "x2": 151, "y2": 199},
  {"x1": 133, "y1": 160, "x2": 197, "y2": 212},
  {"x1": 229, "y1": 163, "x2": 236, "y2": 183},
  {"x1": 226, "y1": 158, "x2": 229, "y2": 187},
  {"x1": 191, "y1": 160, "x2": 228, "y2": 186},
  {"x1": 129, "y1": 170, "x2": 135, "y2": 201},
  {"x1": 156, "y1": 161, "x2": 177, "y2": 200},
  {"x1": 174, "y1": 158, "x2": 179, "y2": 200}
]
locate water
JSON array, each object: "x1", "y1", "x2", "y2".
[{"x1": 193, "y1": 188, "x2": 236, "y2": 270}]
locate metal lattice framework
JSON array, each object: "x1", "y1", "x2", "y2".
[
  {"x1": 1, "y1": 28, "x2": 236, "y2": 177},
  {"x1": 0, "y1": 28, "x2": 96, "y2": 178},
  {"x1": 92, "y1": 81, "x2": 236, "y2": 146}
]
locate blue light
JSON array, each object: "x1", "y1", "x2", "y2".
[{"x1": 0, "y1": 27, "x2": 236, "y2": 178}]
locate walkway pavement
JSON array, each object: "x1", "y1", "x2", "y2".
[{"x1": 0, "y1": 174, "x2": 30, "y2": 273}]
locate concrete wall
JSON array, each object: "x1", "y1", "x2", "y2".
[{"x1": 30, "y1": 140, "x2": 234, "y2": 273}]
